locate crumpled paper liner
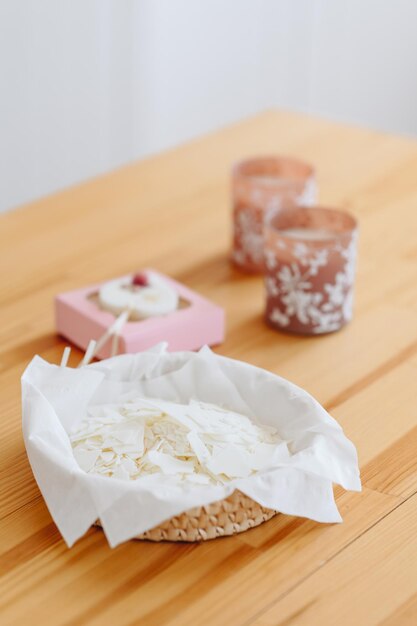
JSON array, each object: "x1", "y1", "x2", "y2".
[{"x1": 22, "y1": 344, "x2": 361, "y2": 547}]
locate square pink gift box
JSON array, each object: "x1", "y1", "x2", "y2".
[{"x1": 55, "y1": 269, "x2": 225, "y2": 359}]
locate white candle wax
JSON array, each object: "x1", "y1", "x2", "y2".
[
  {"x1": 279, "y1": 227, "x2": 335, "y2": 241},
  {"x1": 251, "y1": 175, "x2": 292, "y2": 186}
]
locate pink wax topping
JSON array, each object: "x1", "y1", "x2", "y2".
[{"x1": 132, "y1": 272, "x2": 149, "y2": 287}]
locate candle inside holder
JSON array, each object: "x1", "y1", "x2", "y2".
[
  {"x1": 278, "y1": 227, "x2": 336, "y2": 241},
  {"x1": 232, "y1": 156, "x2": 316, "y2": 273},
  {"x1": 264, "y1": 206, "x2": 358, "y2": 335}
]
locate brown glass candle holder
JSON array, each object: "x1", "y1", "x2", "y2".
[
  {"x1": 264, "y1": 206, "x2": 358, "y2": 335},
  {"x1": 232, "y1": 156, "x2": 316, "y2": 273}
]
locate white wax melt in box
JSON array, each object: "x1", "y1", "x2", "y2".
[{"x1": 55, "y1": 269, "x2": 225, "y2": 358}]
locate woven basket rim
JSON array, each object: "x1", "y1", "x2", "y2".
[{"x1": 96, "y1": 490, "x2": 277, "y2": 542}]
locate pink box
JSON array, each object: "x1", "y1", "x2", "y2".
[{"x1": 55, "y1": 269, "x2": 225, "y2": 359}]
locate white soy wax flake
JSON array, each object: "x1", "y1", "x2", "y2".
[
  {"x1": 73, "y1": 448, "x2": 100, "y2": 472},
  {"x1": 112, "y1": 465, "x2": 130, "y2": 481},
  {"x1": 70, "y1": 396, "x2": 284, "y2": 484},
  {"x1": 84, "y1": 438, "x2": 103, "y2": 450},
  {"x1": 185, "y1": 473, "x2": 211, "y2": 485},
  {"x1": 70, "y1": 427, "x2": 102, "y2": 443},
  {"x1": 206, "y1": 446, "x2": 253, "y2": 479},
  {"x1": 147, "y1": 451, "x2": 195, "y2": 475},
  {"x1": 187, "y1": 431, "x2": 211, "y2": 464},
  {"x1": 100, "y1": 451, "x2": 116, "y2": 463},
  {"x1": 120, "y1": 457, "x2": 138, "y2": 474},
  {"x1": 113, "y1": 422, "x2": 144, "y2": 447}
]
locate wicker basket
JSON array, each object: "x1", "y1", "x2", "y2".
[{"x1": 97, "y1": 491, "x2": 276, "y2": 542}]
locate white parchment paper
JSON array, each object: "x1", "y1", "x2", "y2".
[{"x1": 22, "y1": 344, "x2": 361, "y2": 547}]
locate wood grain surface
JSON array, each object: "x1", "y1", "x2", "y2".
[{"x1": 1, "y1": 110, "x2": 417, "y2": 626}]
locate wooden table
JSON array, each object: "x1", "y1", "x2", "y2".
[{"x1": 1, "y1": 111, "x2": 417, "y2": 626}]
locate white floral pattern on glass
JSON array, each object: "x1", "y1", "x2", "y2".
[
  {"x1": 233, "y1": 206, "x2": 264, "y2": 268},
  {"x1": 232, "y1": 159, "x2": 317, "y2": 272},
  {"x1": 266, "y1": 233, "x2": 357, "y2": 334},
  {"x1": 296, "y1": 176, "x2": 317, "y2": 207}
]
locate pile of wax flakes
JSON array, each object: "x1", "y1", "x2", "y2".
[{"x1": 70, "y1": 398, "x2": 286, "y2": 484}]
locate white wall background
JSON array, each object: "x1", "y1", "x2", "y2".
[{"x1": 1, "y1": 0, "x2": 417, "y2": 213}]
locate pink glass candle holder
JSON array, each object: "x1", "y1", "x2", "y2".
[
  {"x1": 264, "y1": 206, "x2": 358, "y2": 335},
  {"x1": 232, "y1": 156, "x2": 316, "y2": 273}
]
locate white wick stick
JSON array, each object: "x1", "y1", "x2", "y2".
[
  {"x1": 78, "y1": 339, "x2": 97, "y2": 368},
  {"x1": 60, "y1": 346, "x2": 71, "y2": 367},
  {"x1": 110, "y1": 332, "x2": 120, "y2": 357},
  {"x1": 91, "y1": 309, "x2": 130, "y2": 360},
  {"x1": 109, "y1": 309, "x2": 130, "y2": 357},
  {"x1": 111, "y1": 308, "x2": 131, "y2": 334}
]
